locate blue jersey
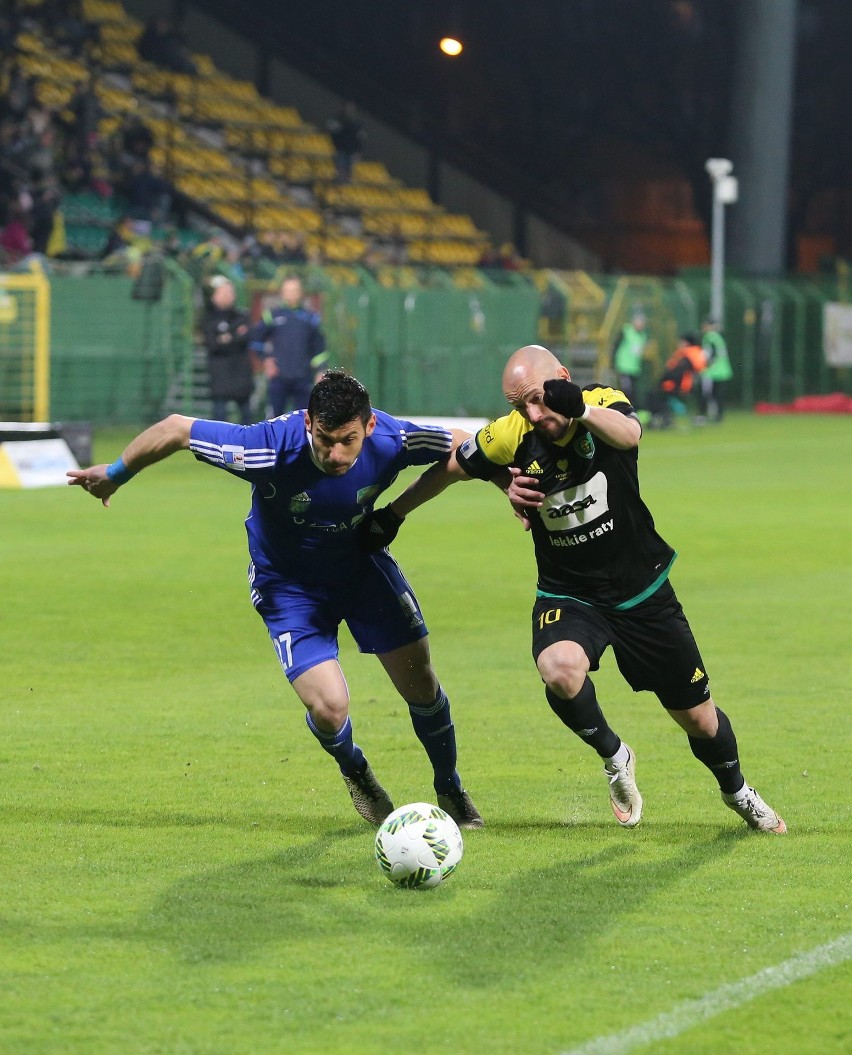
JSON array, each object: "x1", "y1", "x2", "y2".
[
  {"x1": 189, "y1": 410, "x2": 452, "y2": 585},
  {"x1": 248, "y1": 306, "x2": 327, "y2": 381}
]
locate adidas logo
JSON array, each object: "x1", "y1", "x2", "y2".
[
  {"x1": 525, "y1": 461, "x2": 544, "y2": 474},
  {"x1": 690, "y1": 667, "x2": 705, "y2": 683}
]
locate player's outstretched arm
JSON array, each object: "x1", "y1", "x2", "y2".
[
  {"x1": 356, "y1": 450, "x2": 472, "y2": 552},
  {"x1": 67, "y1": 414, "x2": 196, "y2": 507}
]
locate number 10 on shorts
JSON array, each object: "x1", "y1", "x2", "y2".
[{"x1": 538, "y1": 608, "x2": 562, "y2": 630}]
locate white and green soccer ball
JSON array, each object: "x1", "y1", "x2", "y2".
[{"x1": 375, "y1": 802, "x2": 463, "y2": 889}]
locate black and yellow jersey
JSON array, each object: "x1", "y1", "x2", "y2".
[{"x1": 455, "y1": 383, "x2": 676, "y2": 608}]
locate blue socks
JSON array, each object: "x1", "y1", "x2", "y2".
[
  {"x1": 408, "y1": 688, "x2": 461, "y2": 793},
  {"x1": 305, "y1": 712, "x2": 365, "y2": 777},
  {"x1": 306, "y1": 689, "x2": 461, "y2": 791}
]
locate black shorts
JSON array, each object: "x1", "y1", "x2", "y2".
[{"x1": 531, "y1": 580, "x2": 710, "y2": 710}]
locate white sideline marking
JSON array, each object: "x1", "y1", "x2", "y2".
[{"x1": 560, "y1": 933, "x2": 852, "y2": 1055}]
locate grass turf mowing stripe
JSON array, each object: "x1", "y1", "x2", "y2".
[{"x1": 560, "y1": 933, "x2": 852, "y2": 1055}]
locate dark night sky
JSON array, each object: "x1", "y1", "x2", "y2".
[{"x1": 193, "y1": 0, "x2": 852, "y2": 263}]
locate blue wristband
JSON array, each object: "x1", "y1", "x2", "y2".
[{"x1": 105, "y1": 457, "x2": 136, "y2": 485}]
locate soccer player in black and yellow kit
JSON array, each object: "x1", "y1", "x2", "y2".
[{"x1": 360, "y1": 345, "x2": 786, "y2": 833}]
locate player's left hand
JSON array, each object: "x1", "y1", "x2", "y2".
[
  {"x1": 506, "y1": 467, "x2": 543, "y2": 532},
  {"x1": 66, "y1": 466, "x2": 118, "y2": 507},
  {"x1": 543, "y1": 378, "x2": 585, "y2": 419},
  {"x1": 356, "y1": 505, "x2": 405, "y2": 552}
]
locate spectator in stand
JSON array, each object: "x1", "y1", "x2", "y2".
[
  {"x1": 49, "y1": 0, "x2": 98, "y2": 57},
  {"x1": 278, "y1": 231, "x2": 308, "y2": 263},
  {"x1": 326, "y1": 101, "x2": 365, "y2": 184},
  {"x1": 29, "y1": 181, "x2": 60, "y2": 254},
  {"x1": 249, "y1": 275, "x2": 329, "y2": 417},
  {"x1": 0, "y1": 61, "x2": 35, "y2": 126},
  {"x1": 123, "y1": 157, "x2": 172, "y2": 222},
  {"x1": 0, "y1": 202, "x2": 32, "y2": 261},
  {"x1": 67, "y1": 72, "x2": 103, "y2": 155},
  {"x1": 120, "y1": 116, "x2": 154, "y2": 163},
  {"x1": 137, "y1": 15, "x2": 198, "y2": 76},
  {"x1": 202, "y1": 276, "x2": 254, "y2": 424},
  {"x1": 497, "y1": 242, "x2": 524, "y2": 270}
]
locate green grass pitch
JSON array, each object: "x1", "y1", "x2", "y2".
[{"x1": 2, "y1": 412, "x2": 850, "y2": 1055}]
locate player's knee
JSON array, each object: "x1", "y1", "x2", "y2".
[
  {"x1": 536, "y1": 642, "x2": 589, "y2": 698},
  {"x1": 305, "y1": 699, "x2": 349, "y2": 732},
  {"x1": 668, "y1": 699, "x2": 718, "y2": 738}
]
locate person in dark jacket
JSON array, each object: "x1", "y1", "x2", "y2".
[
  {"x1": 249, "y1": 275, "x2": 328, "y2": 417},
  {"x1": 202, "y1": 276, "x2": 254, "y2": 424}
]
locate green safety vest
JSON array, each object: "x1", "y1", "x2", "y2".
[
  {"x1": 702, "y1": 331, "x2": 733, "y2": 381},
  {"x1": 613, "y1": 324, "x2": 646, "y2": 376}
]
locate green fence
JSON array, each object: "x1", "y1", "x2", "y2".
[
  {"x1": 39, "y1": 260, "x2": 849, "y2": 428},
  {"x1": 245, "y1": 266, "x2": 541, "y2": 420},
  {"x1": 49, "y1": 258, "x2": 194, "y2": 425}
]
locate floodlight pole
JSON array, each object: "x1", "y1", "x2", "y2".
[{"x1": 705, "y1": 158, "x2": 738, "y2": 326}]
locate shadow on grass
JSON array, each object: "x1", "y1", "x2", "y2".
[
  {"x1": 123, "y1": 822, "x2": 741, "y2": 970},
  {"x1": 1, "y1": 801, "x2": 344, "y2": 834}
]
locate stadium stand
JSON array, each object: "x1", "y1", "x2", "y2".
[{"x1": 2, "y1": 0, "x2": 503, "y2": 274}]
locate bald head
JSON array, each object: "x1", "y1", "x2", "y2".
[
  {"x1": 503, "y1": 344, "x2": 566, "y2": 400},
  {"x1": 503, "y1": 344, "x2": 573, "y2": 439}
]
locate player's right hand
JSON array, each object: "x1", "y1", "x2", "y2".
[
  {"x1": 356, "y1": 505, "x2": 404, "y2": 552},
  {"x1": 506, "y1": 466, "x2": 543, "y2": 532},
  {"x1": 543, "y1": 378, "x2": 586, "y2": 419},
  {"x1": 66, "y1": 466, "x2": 119, "y2": 507}
]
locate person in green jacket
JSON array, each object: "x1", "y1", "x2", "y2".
[
  {"x1": 697, "y1": 317, "x2": 733, "y2": 422},
  {"x1": 611, "y1": 311, "x2": 647, "y2": 406}
]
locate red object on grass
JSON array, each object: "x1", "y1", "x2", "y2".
[{"x1": 754, "y1": 393, "x2": 852, "y2": 414}]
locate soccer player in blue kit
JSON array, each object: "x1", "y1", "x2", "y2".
[{"x1": 67, "y1": 370, "x2": 483, "y2": 829}]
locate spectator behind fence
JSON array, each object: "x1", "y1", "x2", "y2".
[
  {"x1": 646, "y1": 333, "x2": 707, "y2": 429},
  {"x1": 697, "y1": 317, "x2": 733, "y2": 424},
  {"x1": 202, "y1": 276, "x2": 254, "y2": 424},
  {"x1": 610, "y1": 310, "x2": 647, "y2": 407},
  {"x1": 249, "y1": 275, "x2": 329, "y2": 417}
]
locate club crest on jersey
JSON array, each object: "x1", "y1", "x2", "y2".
[
  {"x1": 357, "y1": 484, "x2": 382, "y2": 506},
  {"x1": 288, "y1": 491, "x2": 311, "y2": 513},
  {"x1": 574, "y1": 434, "x2": 595, "y2": 459},
  {"x1": 222, "y1": 445, "x2": 246, "y2": 470}
]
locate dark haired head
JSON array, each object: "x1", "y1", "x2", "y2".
[{"x1": 308, "y1": 369, "x2": 372, "y2": 429}]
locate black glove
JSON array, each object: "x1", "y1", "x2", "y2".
[
  {"x1": 543, "y1": 378, "x2": 586, "y2": 419},
  {"x1": 357, "y1": 505, "x2": 405, "y2": 552}
]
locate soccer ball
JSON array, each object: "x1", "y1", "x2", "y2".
[{"x1": 375, "y1": 802, "x2": 463, "y2": 889}]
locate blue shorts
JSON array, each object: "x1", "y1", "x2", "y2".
[{"x1": 248, "y1": 550, "x2": 428, "y2": 681}]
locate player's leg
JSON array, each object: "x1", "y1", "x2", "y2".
[
  {"x1": 267, "y1": 375, "x2": 286, "y2": 417},
  {"x1": 379, "y1": 639, "x2": 484, "y2": 829},
  {"x1": 349, "y1": 552, "x2": 483, "y2": 828},
  {"x1": 629, "y1": 582, "x2": 786, "y2": 833},
  {"x1": 291, "y1": 659, "x2": 394, "y2": 825},
  {"x1": 533, "y1": 598, "x2": 642, "y2": 827},
  {"x1": 252, "y1": 570, "x2": 393, "y2": 823}
]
